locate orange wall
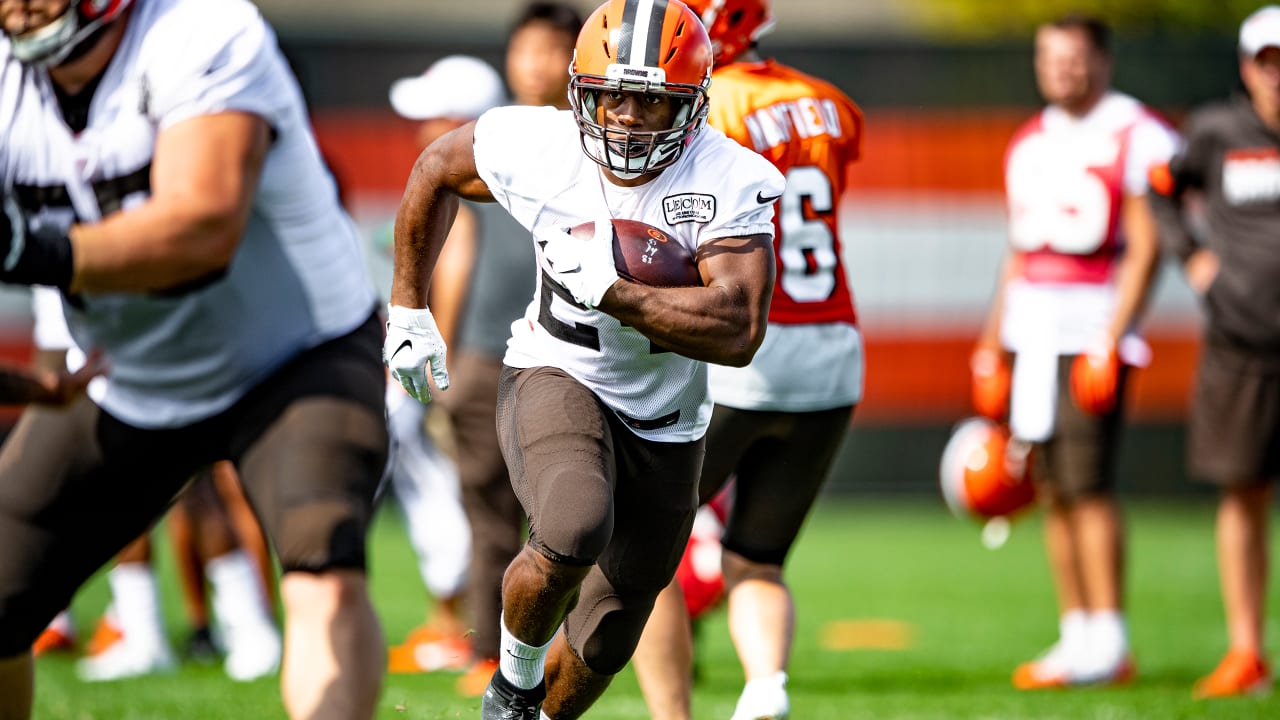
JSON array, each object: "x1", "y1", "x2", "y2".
[{"x1": 311, "y1": 108, "x2": 1029, "y2": 199}]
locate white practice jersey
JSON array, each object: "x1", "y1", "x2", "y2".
[
  {"x1": 473, "y1": 105, "x2": 785, "y2": 442},
  {"x1": 0, "y1": 0, "x2": 377, "y2": 428},
  {"x1": 1000, "y1": 91, "x2": 1179, "y2": 357}
]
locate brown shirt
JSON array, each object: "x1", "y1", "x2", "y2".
[{"x1": 1150, "y1": 94, "x2": 1280, "y2": 351}]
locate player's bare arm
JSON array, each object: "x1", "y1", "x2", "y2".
[
  {"x1": 1106, "y1": 193, "x2": 1161, "y2": 341},
  {"x1": 68, "y1": 112, "x2": 271, "y2": 294},
  {"x1": 599, "y1": 232, "x2": 775, "y2": 367},
  {"x1": 390, "y1": 121, "x2": 494, "y2": 309}
]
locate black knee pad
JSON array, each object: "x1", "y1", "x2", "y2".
[{"x1": 565, "y1": 592, "x2": 657, "y2": 676}]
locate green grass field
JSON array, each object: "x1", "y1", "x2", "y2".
[{"x1": 31, "y1": 498, "x2": 1280, "y2": 719}]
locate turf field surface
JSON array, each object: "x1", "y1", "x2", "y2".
[{"x1": 32, "y1": 499, "x2": 1280, "y2": 719}]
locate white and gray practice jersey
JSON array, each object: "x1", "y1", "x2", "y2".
[{"x1": 0, "y1": 0, "x2": 376, "y2": 428}]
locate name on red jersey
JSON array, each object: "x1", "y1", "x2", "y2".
[{"x1": 743, "y1": 98, "x2": 844, "y2": 153}]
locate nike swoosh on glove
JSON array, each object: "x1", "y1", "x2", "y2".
[
  {"x1": 537, "y1": 217, "x2": 619, "y2": 309},
  {"x1": 383, "y1": 304, "x2": 450, "y2": 404}
]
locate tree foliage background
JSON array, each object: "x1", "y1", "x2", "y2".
[{"x1": 909, "y1": 0, "x2": 1264, "y2": 39}]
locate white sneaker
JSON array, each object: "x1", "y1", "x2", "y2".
[
  {"x1": 76, "y1": 639, "x2": 175, "y2": 682},
  {"x1": 730, "y1": 672, "x2": 790, "y2": 720},
  {"x1": 223, "y1": 626, "x2": 282, "y2": 682}
]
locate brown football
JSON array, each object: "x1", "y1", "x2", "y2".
[{"x1": 569, "y1": 219, "x2": 702, "y2": 288}]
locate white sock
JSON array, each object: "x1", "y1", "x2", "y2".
[
  {"x1": 207, "y1": 550, "x2": 278, "y2": 640},
  {"x1": 744, "y1": 671, "x2": 787, "y2": 694},
  {"x1": 734, "y1": 671, "x2": 789, "y2": 720},
  {"x1": 498, "y1": 613, "x2": 552, "y2": 690},
  {"x1": 1059, "y1": 609, "x2": 1088, "y2": 653},
  {"x1": 107, "y1": 562, "x2": 167, "y2": 652},
  {"x1": 1088, "y1": 609, "x2": 1128, "y2": 665}
]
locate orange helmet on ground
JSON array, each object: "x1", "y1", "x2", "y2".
[
  {"x1": 682, "y1": 0, "x2": 775, "y2": 65},
  {"x1": 939, "y1": 417, "x2": 1036, "y2": 520},
  {"x1": 569, "y1": 0, "x2": 713, "y2": 176}
]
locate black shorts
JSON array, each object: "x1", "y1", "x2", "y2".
[
  {"x1": 1188, "y1": 339, "x2": 1280, "y2": 487},
  {"x1": 496, "y1": 365, "x2": 702, "y2": 673},
  {"x1": 0, "y1": 313, "x2": 387, "y2": 655},
  {"x1": 700, "y1": 404, "x2": 852, "y2": 566},
  {"x1": 1028, "y1": 355, "x2": 1128, "y2": 500}
]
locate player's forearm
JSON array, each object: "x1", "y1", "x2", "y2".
[
  {"x1": 389, "y1": 194, "x2": 459, "y2": 310},
  {"x1": 68, "y1": 199, "x2": 244, "y2": 294},
  {"x1": 390, "y1": 153, "x2": 462, "y2": 309},
  {"x1": 600, "y1": 281, "x2": 768, "y2": 367},
  {"x1": 1147, "y1": 187, "x2": 1199, "y2": 264},
  {"x1": 1107, "y1": 196, "x2": 1161, "y2": 341},
  {"x1": 977, "y1": 253, "x2": 1016, "y2": 350}
]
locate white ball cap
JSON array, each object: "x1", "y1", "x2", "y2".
[
  {"x1": 1240, "y1": 5, "x2": 1280, "y2": 58},
  {"x1": 389, "y1": 55, "x2": 507, "y2": 120}
]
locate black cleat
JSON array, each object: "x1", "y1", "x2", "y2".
[{"x1": 480, "y1": 667, "x2": 546, "y2": 720}]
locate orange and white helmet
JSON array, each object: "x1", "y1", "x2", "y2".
[
  {"x1": 939, "y1": 417, "x2": 1036, "y2": 521},
  {"x1": 569, "y1": 0, "x2": 713, "y2": 177},
  {"x1": 683, "y1": 0, "x2": 775, "y2": 65}
]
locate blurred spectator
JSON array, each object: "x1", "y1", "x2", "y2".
[
  {"x1": 1148, "y1": 4, "x2": 1280, "y2": 700},
  {"x1": 379, "y1": 55, "x2": 508, "y2": 677}
]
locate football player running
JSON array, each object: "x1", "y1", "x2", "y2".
[
  {"x1": 626, "y1": 2, "x2": 865, "y2": 718},
  {"x1": 974, "y1": 14, "x2": 1177, "y2": 689},
  {"x1": 384, "y1": 1, "x2": 784, "y2": 717},
  {"x1": 0, "y1": 1, "x2": 388, "y2": 718}
]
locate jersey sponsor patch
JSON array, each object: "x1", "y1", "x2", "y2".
[{"x1": 662, "y1": 193, "x2": 716, "y2": 224}]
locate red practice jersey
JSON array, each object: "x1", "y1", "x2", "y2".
[{"x1": 708, "y1": 59, "x2": 863, "y2": 326}]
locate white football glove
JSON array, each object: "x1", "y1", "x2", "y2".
[
  {"x1": 383, "y1": 304, "x2": 450, "y2": 404},
  {"x1": 537, "y1": 217, "x2": 619, "y2": 309}
]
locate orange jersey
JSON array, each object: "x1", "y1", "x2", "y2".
[{"x1": 707, "y1": 58, "x2": 863, "y2": 326}]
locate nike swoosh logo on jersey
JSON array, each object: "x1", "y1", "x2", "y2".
[
  {"x1": 393, "y1": 339, "x2": 412, "y2": 358},
  {"x1": 756, "y1": 191, "x2": 781, "y2": 204}
]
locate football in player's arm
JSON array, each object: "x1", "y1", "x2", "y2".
[{"x1": 384, "y1": 1, "x2": 784, "y2": 718}]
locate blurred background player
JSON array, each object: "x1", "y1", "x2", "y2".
[
  {"x1": 379, "y1": 54, "x2": 507, "y2": 677},
  {"x1": 29, "y1": 287, "x2": 282, "y2": 683},
  {"x1": 443, "y1": 1, "x2": 579, "y2": 698},
  {"x1": 973, "y1": 14, "x2": 1177, "y2": 689},
  {"x1": 1147, "y1": 4, "x2": 1280, "y2": 699},
  {"x1": 0, "y1": 0, "x2": 390, "y2": 715},
  {"x1": 628, "y1": 2, "x2": 864, "y2": 719}
]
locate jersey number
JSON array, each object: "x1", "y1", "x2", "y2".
[
  {"x1": 537, "y1": 269, "x2": 669, "y2": 354},
  {"x1": 1006, "y1": 144, "x2": 1111, "y2": 255},
  {"x1": 777, "y1": 166, "x2": 838, "y2": 303}
]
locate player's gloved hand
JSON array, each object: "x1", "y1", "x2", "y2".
[
  {"x1": 970, "y1": 346, "x2": 1011, "y2": 421},
  {"x1": 538, "y1": 218, "x2": 619, "y2": 309},
  {"x1": 0, "y1": 194, "x2": 74, "y2": 290},
  {"x1": 383, "y1": 304, "x2": 450, "y2": 404},
  {"x1": 1070, "y1": 338, "x2": 1120, "y2": 416}
]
